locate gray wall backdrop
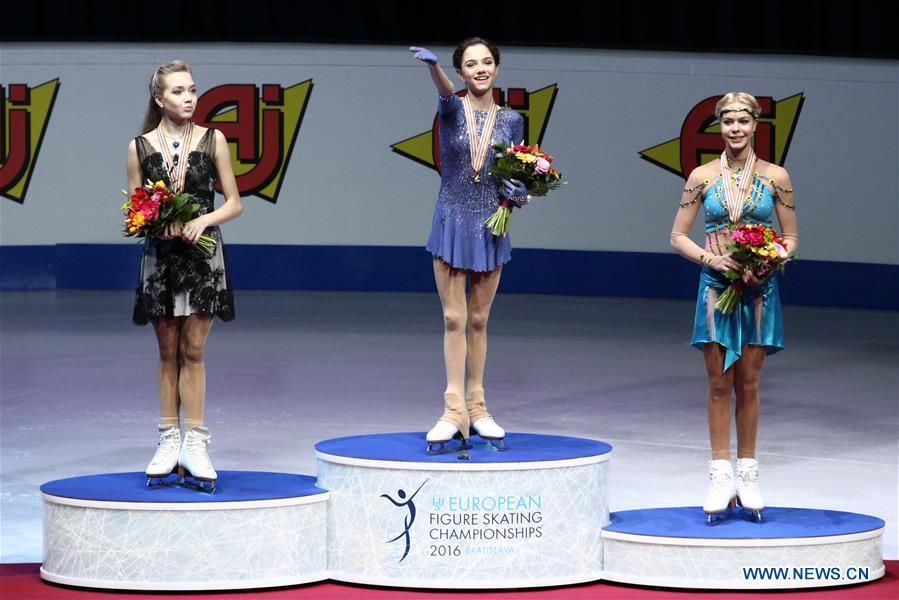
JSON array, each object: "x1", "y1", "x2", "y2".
[{"x1": 1, "y1": 43, "x2": 897, "y2": 265}]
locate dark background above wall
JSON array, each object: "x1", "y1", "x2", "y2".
[{"x1": 2, "y1": 0, "x2": 897, "y2": 59}]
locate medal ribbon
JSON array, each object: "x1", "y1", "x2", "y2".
[
  {"x1": 156, "y1": 122, "x2": 193, "y2": 194},
  {"x1": 463, "y1": 94, "x2": 498, "y2": 181},
  {"x1": 719, "y1": 147, "x2": 756, "y2": 223}
]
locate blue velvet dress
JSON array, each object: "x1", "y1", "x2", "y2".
[
  {"x1": 426, "y1": 94, "x2": 525, "y2": 272},
  {"x1": 692, "y1": 174, "x2": 784, "y2": 371}
]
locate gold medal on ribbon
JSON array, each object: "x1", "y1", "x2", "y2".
[{"x1": 463, "y1": 94, "x2": 497, "y2": 185}]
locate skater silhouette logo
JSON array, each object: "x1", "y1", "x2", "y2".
[{"x1": 381, "y1": 479, "x2": 428, "y2": 562}]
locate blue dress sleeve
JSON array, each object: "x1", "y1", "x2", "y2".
[
  {"x1": 438, "y1": 93, "x2": 461, "y2": 118},
  {"x1": 509, "y1": 112, "x2": 524, "y2": 146}
]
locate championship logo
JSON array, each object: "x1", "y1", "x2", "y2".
[
  {"x1": 639, "y1": 93, "x2": 804, "y2": 178},
  {"x1": 1, "y1": 80, "x2": 60, "y2": 204},
  {"x1": 392, "y1": 85, "x2": 559, "y2": 172},
  {"x1": 194, "y1": 81, "x2": 313, "y2": 203},
  {"x1": 381, "y1": 480, "x2": 429, "y2": 563}
]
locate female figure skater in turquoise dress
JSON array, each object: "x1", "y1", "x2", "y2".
[
  {"x1": 409, "y1": 39, "x2": 527, "y2": 454},
  {"x1": 670, "y1": 92, "x2": 798, "y2": 521}
]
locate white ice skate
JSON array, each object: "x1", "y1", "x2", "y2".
[
  {"x1": 703, "y1": 459, "x2": 736, "y2": 524},
  {"x1": 426, "y1": 420, "x2": 472, "y2": 456},
  {"x1": 145, "y1": 425, "x2": 181, "y2": 487},
  {"x1": 178, "y1": 427, "x2": 217, "y2": 493},
  {"x1": 470, "y1": 417, "x2": 506, "y2": 451},
  {"x1": 735, "y1": 457, "x2": 764, "y2": 521}
]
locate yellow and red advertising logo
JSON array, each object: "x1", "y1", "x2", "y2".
[
  {"x1": 1, "y1": 80, "x2": 60, "y2": 204},
  {"x1": 392, "y1": 85, "x2": 559, "y2": 172},
  {"x1": 195, "y1": 81, "x2": 313, "y2": 203},
  {"x1": 639, "y1": 93, "x2": 804, "y2": 178}
]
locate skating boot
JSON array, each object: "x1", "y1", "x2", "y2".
[
  {"x1": 178, "y1": 426, "x2": 217, "y2": 493},
  {"x1": 145, "y1": 425, "x2": 181, "y2": 487},
  {"x1": 426, "y1": 393, "x2": 471, "y2": 456},
  {"x1": 735, "y1": 457, "x2": 764, "y2": 521},
  {"x1": 467, "y1": 389, "x2": 506, "y2": 450},
  {"x1": 470, "y1": 417, "x2": 506, "y2": 451},
  {"x1": 703, "y1": 459, "x2": 736, "y2": 524}
]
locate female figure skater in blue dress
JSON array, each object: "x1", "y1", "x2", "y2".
[
  {"x1": 670, "y1": 92, "x2": 798, "y2": 520},
  {"x1": 129, "y1": 60, "x2": 243, "y2": 491},
  {"x1": 409, "y1": 39, "x2": 528, "y2": 454}
]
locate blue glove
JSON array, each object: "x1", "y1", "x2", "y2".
[
  {"x1": 502, "y1": 178, "x2": 530, "y2": 207},
  {"x1": 409, "y1": 46, "x2": 438, "y2": 65}
]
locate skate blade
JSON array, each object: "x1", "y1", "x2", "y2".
[
  {"x1": 737, "y1": 505, "x2": 764, "y2": 522},
  {"x1": 178, "y1": 469, "x2": 217, "y2": 494},
  {"x1": 734, "y1": 496, "x2": 764, "y2": 522},
  {"x1": 746, "y1": 509, "x2": 764, "y2": 522},
  {"x1": 705, "y1": 499, "x2": 737, "y2": 525},
  {"x1": 705, "y1": 510, "x2": 731, "y2": 525},
  {"x1": 471, "y1": 438, "x2": 506, "y2": 452},
  {"x1": 145, "y1": 473, "x2": 179, "y2": 488},
  {"x1": 179, "y1": 477, "x2": 216, "y2": 494},
  {"x1": 427, "y1": 438, "x2": 473, "y2": 456},
  {"x1": 467, "y1": 427, "x2": 507, "y2": 452}
]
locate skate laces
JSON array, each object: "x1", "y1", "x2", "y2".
[
  {"x1": 737, "y1": 468, "x2": 759, "y2": 483},
  {"x1": 709, "y1": 466, "x2": 733, "y2": 487},
  {"x1": 151, "y1": 429, "x2": 180, "y2": 462},
  {"x1": 158, "y1": 428, "x2": 180, "y2": 445},
  {"x1": 736, "y1": 459, "x2": 759, "y2": 483},
  {"x1": 186, "y1": 431, "x2": 212, "y2": 467}
]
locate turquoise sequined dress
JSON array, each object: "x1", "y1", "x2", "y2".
[{"x1": 691, "y1": 174, "x2": 784, "y2": 371}]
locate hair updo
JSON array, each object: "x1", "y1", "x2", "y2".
[
  {"x1": 141, "y1": 60, "x2": 193, "y2": 134},
  {"x1": 452, "y1": 37, "x2": 500, "y2": 70},
  {"x1": 714, "y1": 92, "x2": 761, "y2": 119}
]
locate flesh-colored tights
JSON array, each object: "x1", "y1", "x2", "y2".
[
  {"x1": 153, "y1": 314, "x2": 214, "y2": 431},
  {"x1": 432, "y1": 258, "x2": 502, "y2": 430}
]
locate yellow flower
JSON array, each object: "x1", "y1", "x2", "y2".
[
  {"x1": 154, "y1": 180, "x2": 167, "y2": 191},
  {"x1": 515, "y1": 152, "x2": 537, "y2": 163},
  {"x1": 131, "y1": 213, "x2": 146, "y2": 227}
]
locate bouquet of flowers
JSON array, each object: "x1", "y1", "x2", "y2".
[
  {"x1": 121, "y1": 180, "x2": 216, "y2": 257},
  {"x1": 484, "y1": 142, "x2": 564, "y2": 236},
  {"x1": 714, "y1": 224, "x2": 791, "y2": 314}
]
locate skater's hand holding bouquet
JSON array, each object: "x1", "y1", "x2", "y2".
[
  {"x1": 121, "y1": 180, "x2": 217, "y2": 257},
  {"x1": 714, "y1": 224, "x2": 792, "y2": 315},
  {"x1": 484, "y1": 142, "x2": 564, "y2": 236}
]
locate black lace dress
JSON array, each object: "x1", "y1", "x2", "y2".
[{"x1": 132, "y1": 129, "x2": 235, "y2": 325}]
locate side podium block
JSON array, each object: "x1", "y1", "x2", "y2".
[
  {"x1": 602, "y1": 506, "x2": 885, "y2": 589},
  {"x1": 40, "y1": 471, "x2": 329, "y2": 590}
]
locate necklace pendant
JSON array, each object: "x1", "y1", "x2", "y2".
[
  {"x1": 172, "y1": 140, "x2": 180, "y2": 149},
  {"x1": 472, "y1": 172, "x2": 481, "y2": 183}
]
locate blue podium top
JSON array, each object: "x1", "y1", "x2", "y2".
[
  {"x1": 603, "y1": 507, "x2": 885, "y2": 540},
  {"x1": 40, "y1": 471, "x2": 326, "y2": 504},
  {"x1": 315, "y1": 432, "x2": 612, "y2": 465}
]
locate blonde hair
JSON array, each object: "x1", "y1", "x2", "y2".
[
  {"x1": 715, "y1": 92, "x2": 761, "y2": 119},
  {"x1": 141, "y1": 60, "x2": 193, "y2": 134}
]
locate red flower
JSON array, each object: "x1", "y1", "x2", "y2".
[
  {"x1": 130, "y1": 187, "x2": 150, "y2": 210},
  {"x1": 746, "y1": 230, "x2": 766, "y2": 246},
  {"x1": 139, "y1": 197, "x2": 161, "y2": 221}
]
